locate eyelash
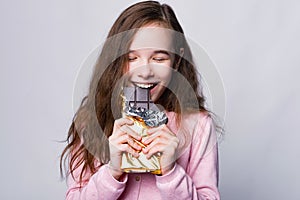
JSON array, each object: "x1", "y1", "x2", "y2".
[
  {"x1": 128, "y1": 56, "x2": 137, "y2": 61},
  {"x1": 152, "y1": 57, "x2": 167, "y2": 62},
  {"x1": 128, "y1": 56, "x2": 168, "y2": 62}
]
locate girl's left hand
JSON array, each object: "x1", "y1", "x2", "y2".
[{"x1": 142, "y1": 124, "x2": 179, "y2": 175}]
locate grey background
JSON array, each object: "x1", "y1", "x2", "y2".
[{"x1": 0, "y1": 0, "x2": 299, "y2": 199}]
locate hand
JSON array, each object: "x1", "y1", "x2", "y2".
[
  {"x1": 108, "y1": 118, "x2": 142, "y2": 180},
  {"x1": 142, "y1": 124, "x2": 179, "y2": 175}
]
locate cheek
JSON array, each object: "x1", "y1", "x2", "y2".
[
  {"x1": 153, "y1": 65, "x2": 173, "y2": 83},
  {"x1": 126, "y1": 62, "x2": 136, "y2": 72},
  {"x1": 125, "y1": 63, "x2": 138, "y2": 78}
]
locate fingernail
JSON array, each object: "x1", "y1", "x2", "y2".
[{"x1": 135, "y1": 135, "x2": 141, "y2": 140}]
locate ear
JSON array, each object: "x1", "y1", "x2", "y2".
[{"x1": 174, "y1": 48, "x2": 185, "y2": 71}]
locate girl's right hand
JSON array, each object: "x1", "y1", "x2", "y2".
[{"x1": 108, "y1": 118, "x2": 142, "y2": 180}]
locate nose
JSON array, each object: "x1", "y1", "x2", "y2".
[{"x1": 137, "y1": 63, "x2": 154, "y2": 79}]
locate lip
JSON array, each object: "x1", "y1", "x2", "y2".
[
  {"x1": 132, "y1": 81, "x2": 159, "y2": 90},
  {"x1": 149, "y1": 84, "x2": 158, "y2": 96}
]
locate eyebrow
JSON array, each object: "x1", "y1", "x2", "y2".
[
  {"x1": 128, "y1": 50, "x2": 171, "y2": 56},
  {"x1": 153, "y1": 50, "x2": 171, "y2": 56}
]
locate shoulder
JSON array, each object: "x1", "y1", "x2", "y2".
[
  {"x1": 185, "y1": 110, "x2": 211, "y2": 121},
  {"x1": 182, "y1": 111, "x2": 212, "y2": 130},
  {"x1": 166, "y1": 110, "x2": 210, "y2": 123},
  {"x1": 181, "y1": 112, "x2": 217, "y2": 153},
  {"x1": 166, "y1": 110, "x2": 213, "y2": 137}
]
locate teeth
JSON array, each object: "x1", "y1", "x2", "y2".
[{"x1": 136, "y1": 83, "x2": 154, "y2": 88}]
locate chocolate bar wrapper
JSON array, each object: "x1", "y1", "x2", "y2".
[
  {"x1": 121, "y1": 116, "x2": 161, "y2": 175},
  {"x1": 120, "y1": 86, "x2": 167, "y2": 175}
]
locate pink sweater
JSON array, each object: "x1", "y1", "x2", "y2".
[{"x1": 66, "y1": 112, "x2": 220, "y2": 200}]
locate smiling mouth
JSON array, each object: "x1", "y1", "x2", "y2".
[{"x1": 133, "y1": 82, "x2": 158, "y2": 90}]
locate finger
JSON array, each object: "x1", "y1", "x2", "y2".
[
  {"x1": 144, "y1": 139, "x2": 178, "y2": 159},
  {"x1": 120, "y1": 125, "x2": 142, "y2": 141},
  {"x1": 142, "y1": 132, "x2": 161, "y2": 145},
  {"x1": 114, "y1": 118, "x2": 134, "y2": 128},
  {"x1": 110, "y1": 133, "x2": 142, "y2": 153},
  {"x1": 108, "y1": 134, "x2": 129, "y2": 149},
  {"x1": 143, "y1": 130, "x2": 172, "y2": 145},
  {"x1": 132, "y1": 138, "x2": 147, "y2": 148},
  {"x1": 127, "y1": 137, "x2": 142, "y2": 151},
  {"x1": 147, "y1": 124, "x2": 169, "y2": 134},
  {"x1": 116, "y1": 134, "x2": 130, "y2": 143},
  {"x1": 144, "y1": 143, "x2": 165, "y2": 159},
  {"x1": 142, "y1": 137, "x2": 162, "y2": 154},
  {"x1": 143, "y1": 136, "x2": 179, "y2": 155},
  {"x1": 146, "y1": 126, "x2": 162, "y2": 135},
  {"x1": 119, "y1": 144, "x2": 139, "y2": 157}
]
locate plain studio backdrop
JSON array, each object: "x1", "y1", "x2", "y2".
[{"x1": 0, "y1": 0, "x2": 299, "y2": 199}]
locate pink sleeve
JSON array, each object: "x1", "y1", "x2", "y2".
[
  {"x1": 155, "y1": 115, "x2": 220, "y2": 200},
  {"x1": 66, "y1": 164, "x2": 128, "y2": 200}
]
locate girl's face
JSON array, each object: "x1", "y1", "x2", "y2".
[{"x1": 126, "y1": 24, "x2": 174, "y2": 102}]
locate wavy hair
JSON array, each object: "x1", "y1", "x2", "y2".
[{"x1": 60, "y1": 1, "x2": 218, "y2": 185}]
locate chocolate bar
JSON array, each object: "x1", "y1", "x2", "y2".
[{"x1": 120, "y1": 86, "x2": 168, "y2": 174}]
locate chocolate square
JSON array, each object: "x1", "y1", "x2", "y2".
[{"x1": 123, "y1": 86, "x2": 153, "y2": 109}]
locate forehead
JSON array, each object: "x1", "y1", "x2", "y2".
[{"x1": 129, "y1": 26, "x2": 174, "y2": 52}]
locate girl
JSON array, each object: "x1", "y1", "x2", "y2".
[{"x1": 61, "y1": 1, "x2": 222, "y2": 199}]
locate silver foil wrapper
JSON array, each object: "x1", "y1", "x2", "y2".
[{"x1": 124, "y1": 106, "x2": 168, "y2": 127}]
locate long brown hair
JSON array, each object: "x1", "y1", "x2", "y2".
[{"x1": 60, "y1": 1, "x2": 213, "y2": 185}]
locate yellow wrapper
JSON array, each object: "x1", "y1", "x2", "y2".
[{"x1": 121, "y1": 116, "x2": 161, "y2": 175}]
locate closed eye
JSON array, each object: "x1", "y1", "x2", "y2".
[
  {"x1": 152, "y1": 57, "x2": 168, "y2": 62},
  {"x1": 128, "y1": 56, "x2": 137, "y2": 62},
  {"x1": 152, "y1": 51, "x2": 170, "y2": 62}
]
